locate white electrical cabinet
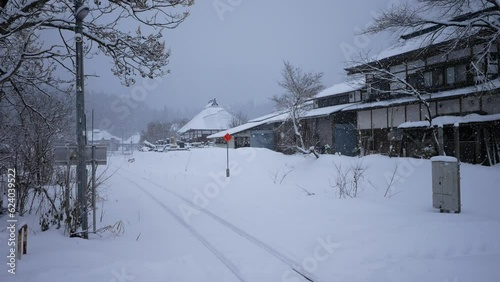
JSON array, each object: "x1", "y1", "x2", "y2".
[{"x1": 431, "y1": 156, "x2": 461, "y2": 213}]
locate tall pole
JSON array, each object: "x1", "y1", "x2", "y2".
[
  {"x1": 226, "y1": 141, "x2": 230, "y2": 177},
  {"x1": 75, "y1": 0, "x2": 88, "y2": 239},
  {"x1": 91, "y1": 110, "x2": 96, "y2": 233}
]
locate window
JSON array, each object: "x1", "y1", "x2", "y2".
[
  {"x1": 446, "y1": 67, "x2": 455, "y2": 85},
  {"x1": 487, "y1": 53, "x2": 498, "y2": 75},
  {"x1": 423, "y1": 69, "x2": 444, "y2": 88},
  {"x1": 407, "y1": 72, "x2": 424, "y2": 89},
  {"x1": 445, "y1": 64, "x2": 468, "y2": 85},
  {"x1": 432, "y1": 69, "x2": 444, "y2": 86},
  {"x1": 424, "y1": 71, "x2": 432, "y2": 87},
  {"x1": 390, "y1": 72, "x2": 406, "y2": 91},
  {"x1": 317, "y1": 94, "x2": 349, "y2": 108},
  {"x1": 455, "y1": 64, "x2": 467, "y2": 82},
  {"x1": 372, "y1": 80, "x2": 390, "y2": 96}
]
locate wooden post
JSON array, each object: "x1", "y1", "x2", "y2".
[
  {"x1": 475, "y1": 127, "x2": 482, "y2": 164},
  {"x1": 22, "y1": 224, "x2": 27, "y2": 255},
  {"x1": 484, "y1": 127, "x2": 493, "y2": 166},
  {"x1": 17, "y1": 228, "x2": 22, "y2": 259},
  {"x1": 454, "y1": 125, "x2": 460, "y2": 162},
  {"x1": 437, "y1": 127, "x2": 445, "y2": 156}
]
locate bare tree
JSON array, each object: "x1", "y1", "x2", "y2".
[
  {"x1": 0, "y1": 0, "x2": 194, "y2": 102},
  {"x1": 272, "y1": 61, "x2": 324, "y2": 158},
  {"x1": 349, "y1": 2, "x2": 500, "y2": 156},
  {"x1": 365, "y1": 0, "x2": 500, "y2": 80},
  {"x1": 228, "y1": 110, "x2": 248, "y2": 128},
  {"x1": 351, "y1": 58, "x2": 444, "y2": 155},
  {"x1": 140, "y1": 121, "x2": 174, "y2": 143},
  {"x1": 1, "y1": 87, "x2": 74, "y2": 216}
]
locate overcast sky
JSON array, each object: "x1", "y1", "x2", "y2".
[{"x1": 85, "y1": 0, "x2": 403, "y2": 118}]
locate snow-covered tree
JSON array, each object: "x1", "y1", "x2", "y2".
[
  {"x1": 366, "y1": 0, "x2": 500, "y2": 36},
  {"x1": 272, "y1": 61, "x2": 324, "y2": 158},
  {"x1": 0, "y1": 86, "x2": 74, "y2": 216},
  {"x1": 0, "y1": 0, "x2": 194, "y2": 97},
  {"x1": 366, "y1": 0, "x2": 500, "y2": 78},
  {"x1": 349, "y1": 1, "x2": 500, "y2": 156}
]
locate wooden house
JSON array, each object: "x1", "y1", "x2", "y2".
[{"x1": 343, "y1": 24, "x2": 500, "y2": 164}]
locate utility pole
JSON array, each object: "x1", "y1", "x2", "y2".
[
  {"x1": 75, "y1": 0, "x2": 89, "y2": 239},
  {"x1": 91, "y1": 110, "x2": 97, "y2": 233}
]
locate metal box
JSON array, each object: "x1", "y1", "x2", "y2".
[{"x1": 431, "y1": 156, "x2": 461, "y2": 213}]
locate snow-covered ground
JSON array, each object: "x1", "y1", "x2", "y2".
[{"x1": 2, "y1": 148, "x2": 500, "y2": 282}]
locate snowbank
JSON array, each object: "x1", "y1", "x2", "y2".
[{"x1": 2, "y1": 148, "x2": 499, "y2": 282}]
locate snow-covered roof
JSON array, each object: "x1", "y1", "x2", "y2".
[
  {"x1": 143, "y1": 140, "x2": 155, "y2": 148},
  {"x1": 313, "y1": 78, "x2": 365, "y2": 99},
  {"x1": 343, "y1": 78, "x2": 500, "y2": 112},
  {"x1": 302, "y1": 103, "x2": 358, "y2": 119},
  {"x1": 208, "y1": 111, "x2": 289, "y2": 139},
  {"x1": 398, "y1": 113, "x2": 500, "y2": 129},
  {"x1": 248, "y1": 111, "x2": 287, "y2": 123},
  {"x1": 363, "y1": 25, "x2": 479, "y2": 65},
  {"x1": 88, "y1": 129, "x2": 121, "y2": 142},
  {"x1": 178, "y1": 101, "x2": 234, "y2": 134},
  {"x1": 209, "y1": 101, "x2": 358, "y2": 138},
  {"x1": 430, "y1": 156, "x2": 458, "y2": 163}
]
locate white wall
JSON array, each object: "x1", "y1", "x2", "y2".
[
  {"x1": 372, "y1": 108, "x2": 387, "y2": 129},
  {"x1": 357, "y1": 110, "x2": 371, "y2": 130},
  {"x1": 406, "y1": 104, "x2": 421, "y2": 122},
  {"x1": 388, "y1": 106, "x2": 406, "y2": 127}
]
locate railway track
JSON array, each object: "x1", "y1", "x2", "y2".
[{"x1": 118, "y1": 170, "x2": 321, "y2": 282}]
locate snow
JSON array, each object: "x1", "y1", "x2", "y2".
[
  {"x1": 373, "y1": 26, "x2": 471, "y2": 62},
  {"x1": 209, "y1": 111, "x2": 289, "y2": 139},
  {"x1": 431, "y1": 156, "x2": 458, "y2": 163},
  {"x1": 142, "y1": 140, "x2": 155, "y2": 148},
  {"x1": 302, "y1": 103, "x2": 358, "y2": 119},
  {"x1": 208, "y1": 121, "x2": 265, "y2": 139},
  {"x1": 398, "y1": 113, "x2": 500, "y2": 129},
  {"x1": 178, "y1": 104, "x2": 234, "y2": 134},
  {"x1": 210, "y1": 102, "x2": 359, "y2": 139},
  {"x1": 87, "y1": 129, "x2": 121, "y2": 142},
  {"x1": 313, "y1": 78, "x2": 365, "y2": 99},
  {"x1": 346, "y1": 78, "x2": 500, "y2": 112},
  {"x1": 123, "y1": 133, "x2": 141, "y2": 144},
  {"x1": 248, "y1": 111, "x2": 288, "y2": 123},
  {"x1": 2, "y1": 149, "x2": 500, "y2": 281}
]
